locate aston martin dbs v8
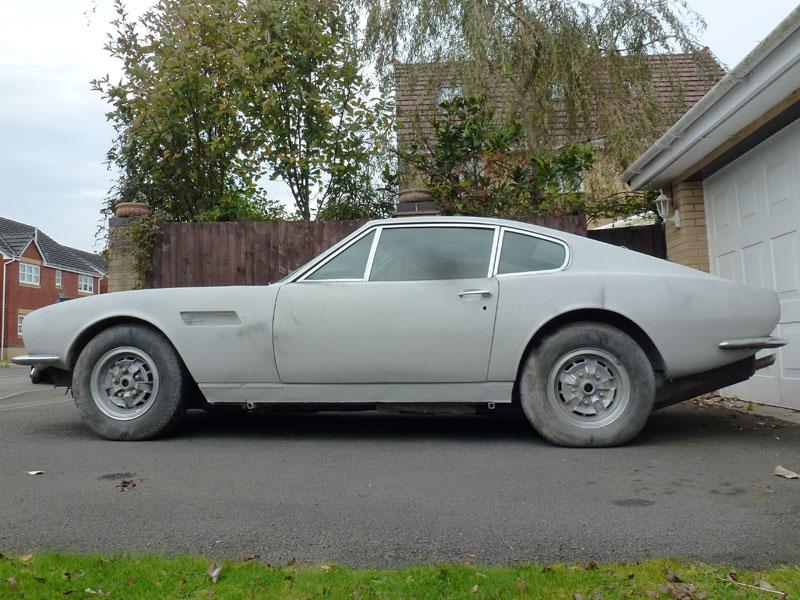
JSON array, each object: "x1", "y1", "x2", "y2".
[{"x1": 14, "y1": 217, "x2": 785, "y2": 446}]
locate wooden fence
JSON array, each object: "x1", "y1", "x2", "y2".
[
  {"x1": 147, "y1": 215, "x2": 587, "y2": 288},
  {"x1": 587, "y1": 224, "x2": 666, "y2": 259}
]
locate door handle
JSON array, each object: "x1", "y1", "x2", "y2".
[{"x1": 458, "y1": 290, "x2": 493, "y2": 298}]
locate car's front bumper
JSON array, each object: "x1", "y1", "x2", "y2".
[
  {"x1": 11, "y1": 355, "x2": 61, "y2": 368},
  {"x1": 718, "y1": 337, "x2": 787, "y2": 350}
]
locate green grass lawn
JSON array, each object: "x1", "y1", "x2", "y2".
[{"x1": 0, "y1": 554, "x2": 798, "y2": 599}]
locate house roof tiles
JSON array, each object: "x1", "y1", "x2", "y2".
[{"x1": 0, "y1": 216, "x2": 107, "y2": 276}]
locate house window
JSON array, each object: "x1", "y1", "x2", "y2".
[
  {"x1": 436, "y1": 84, "x2": 463, "y2": 106},
  {"x1": 17, "y1": 313, "x2": 25, "y2": 336},
  {"x1": 55, "y1": 269, "x2": 62, "y2": 287},
  {"x1": 549, "y1": 82, "x2": 565, "y2": 101},
  {"x1": 78, "y1": 274, "x2": 93, "y2": 293},
  {"x1": 19, "y1": 263, "x2": 40, "y2": 285}
]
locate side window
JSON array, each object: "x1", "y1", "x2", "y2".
[
  {"x1": 369, "y1": 227, "x2": 494, "y2": 282},
  {"x1": 306, "y1": 231, "x2": 375, "y2": 281},
  {"x1": 497, "y1": 231, "x2": 566, "y2": 274}
]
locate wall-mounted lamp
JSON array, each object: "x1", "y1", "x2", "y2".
[{"x1": 653, "y1": 192, "x2": 680, "y2": 228}]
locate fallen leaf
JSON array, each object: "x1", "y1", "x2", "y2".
[
  {"x1": 207, "y1": 563, "x2": 222, "y2": 584},
  {"x1": 726, "y1": 571, "x2": 738, "y2": 582},
  {"x1": 20, "y1": 553, "x2": 33, "y2": 562},
  {"x1": 645, "y1": 592, "x2": 658, "y2": 599},
  {"x1": 27, "y1": 471, "x2": 44, "y2": 476},
  {"x1": 243, "y1": 554, "x2": 260, "y2": 563},
  {"x1": 666, "y1": 570, "x2": 682, "y2": 583},
  {"x1": 320, "y1": 564, "x2": 332, "y2": 573},
  {"x1": 471, "y1": 584, "x2": 478, "y2": 593},
  {"x1": 574, "y1": 594, "x2": 585, "y2": 600},
  {"x1": 6, "y1": 578, "x2": 16, "y2": 588},
  {"x1": 116, "y1": 478, "x2": 143, "y2": 492},
  {"x1": 774, "y1": 466, "x2": 799, "y2": 479},
  {"x1": 757, "y1": 581, "x2": 778, "y2": 592}
]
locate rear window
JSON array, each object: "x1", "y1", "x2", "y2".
[{"x1": 497, "y1": 231, "x2": 566, "y2": 274}]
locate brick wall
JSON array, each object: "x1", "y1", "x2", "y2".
[
  {"x1": 665, "y1": 180, "x2": 710, "y2": 272},
  {"x1": 1, "y1": 243, "x2": 107, "y2": 358},
  {"x1": 107, "y1": 217, "x2": 142, "y2": 293}
]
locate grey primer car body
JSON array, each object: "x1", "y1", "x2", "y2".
[{"x1": 15, "y1": 217, "x2": 785, "y2": 445}]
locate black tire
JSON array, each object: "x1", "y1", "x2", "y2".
[
  {"x1": 72, "y1": 324, "x2": 187, "y2": 440},
  {"x1": 519, "y1": 322, "x2": 655, "y2": 447}
]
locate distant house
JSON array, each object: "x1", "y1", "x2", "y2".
[
  {"x1": 393, "y1": 54, "x2": 724, "y2": 216},
  {"x1": 0, "y1": 216, "x2": 108, "y2": 360}
]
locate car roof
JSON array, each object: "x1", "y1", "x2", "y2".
[{"x1": 364, "y1": 216, "x2": 587, "y2": 244}]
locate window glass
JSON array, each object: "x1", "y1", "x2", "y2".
[
  {"x1": 307, "y1": 231, "x2": 375, "y2": 281},
  {"x1": 55, "y1": 270, "x2": 62, "y2": 287},
  {"x1": 19, "y1": 263, "x2": 40, "y2": 285},
  {"x1": 497, "y1": 231, "x2": 566, "y2": 274},
  {"x1": 369, "y1": 227, "x2": 493, "y2": 282},
  {"x1": 17, "y1": 314, "x2": 24, "y2": 336},
  {"x1": 78, "y1": 274, "x2": 93, "y2": 293}
]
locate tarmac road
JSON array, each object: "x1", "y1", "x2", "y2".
[{"x1": 1, "y1": 365, "x2": 799, "y2": 567}]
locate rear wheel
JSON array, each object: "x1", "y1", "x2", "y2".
[
  {"x1": 519, "y1": 322, "x2": 655, "y2": 447},
  {"x1": 73, "y1": 324, "x2": 187, "y2": 440}
]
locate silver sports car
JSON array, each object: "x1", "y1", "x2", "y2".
[{"x1": 14, "y1": 216, "x2": 785, "y2": 446}]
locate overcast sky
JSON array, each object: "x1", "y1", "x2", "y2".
[{"x1": 0, "y1": 1, "x2": 797, "y2": 252}]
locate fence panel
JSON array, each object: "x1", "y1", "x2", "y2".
[
  {"x1": 147, "y1": 215, "x2": 588, "y2": 288},
  {"x1": 587, "y1": 224, "x2": 666, "y2": 259}
]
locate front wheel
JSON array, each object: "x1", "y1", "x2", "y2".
[
  {"x1": 519, "y1": 322, "x2": 655, "y2": 447},
  {"x1": 73, "y1": 324, "x2": 188, "y2": 440}
]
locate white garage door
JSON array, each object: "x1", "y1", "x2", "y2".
[{"x1": 704, "y1": 117, "x2": 800, "y2": 409}]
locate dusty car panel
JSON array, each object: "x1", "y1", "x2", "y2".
[
  {"x1": 20, "y1": 286, "x2": 281, "y2": 385},
  {"x1": 14, "y1": 216, "x2": 786, "y2": 446}
]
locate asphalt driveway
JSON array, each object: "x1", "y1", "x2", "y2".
[{"x1": 1, "y1": 365, "x2": 798, "y2": 567}]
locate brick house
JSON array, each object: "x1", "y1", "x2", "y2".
[
  {"x1": 621, "y1": 6, "x2": 800, "y2": 410},
  {"x1": 393, "y1": 54, "x2": 724, "y2": 216},
  {"x1": 1, "y1": 216, "x2": 108, "y2": 360}
]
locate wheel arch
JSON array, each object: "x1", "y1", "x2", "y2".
[
  {"x1": 67, "y1": 316, "x2": 181, "y2": 372},
  {"x1": 515, "y1": 309, "x2": 666, "y2": 390}
]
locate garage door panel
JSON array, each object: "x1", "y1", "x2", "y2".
[
  {"x1": 736, "y1": 167, "x2": 763, "y2": 228},
  {"x1": 711, "y1": 182, "x2": 734, "y2": 236},
  {"x1": 765, "y1": 150, "x2": 795, "y2": 216},
  {"x1": 770, "y1": 230, "x2": 799, "y2": 297},
  {"x1": 716, "y1": 251, "x2": 739, "y2": 283},
  {"x1": 704, "y1": 118, "x2": 800, "y2": 409},
  {"x1": 741, "y1": 242, "x2": 768, "y2": 289},
  {"x1": 777, "y1": 323, "x2": 800, "y2": 383}
]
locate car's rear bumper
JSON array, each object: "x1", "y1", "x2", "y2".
[
  {"x1": 11, "y1": 355, "x2": 61, "y2": 368},
  {"x1": 655, "y1": 353, "x2": 775, "y2": 409},
  {"x1": 718, "y1": 337, "x2": 787, "y2": 350}
]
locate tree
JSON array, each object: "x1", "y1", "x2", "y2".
[
  {"x1": 400, "y1": 95, "x2": 601, "y2": 217},
  {"x1": 95, "y1": 0, "x2": 393, "y2": 222},
  {"x1": 234, "y1": 0, "x2": 395, "y2": 220},
  {"x1": 356, "y1": 0, "x2": 715, "y2": 213}
]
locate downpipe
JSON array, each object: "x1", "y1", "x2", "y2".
[{"x1": 1, "y1": 258, "x2": 14, "y2": 361}]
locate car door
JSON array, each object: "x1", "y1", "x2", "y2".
[{"x1": 273, "y1": 223, "x2": 500, "y2": 384}]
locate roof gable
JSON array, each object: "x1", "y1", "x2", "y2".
[{"x1": 0, "y1": 216, "x2": 107, "y2": 275}]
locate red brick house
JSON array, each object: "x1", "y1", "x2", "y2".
[
  {"x1": 393, "y1": 54, "x2": 725, "y2": 216},
  {"x1": 1, "y1": 217, "x2": 108, "y2": 360}
]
